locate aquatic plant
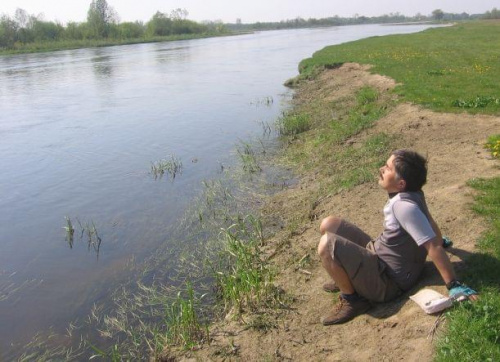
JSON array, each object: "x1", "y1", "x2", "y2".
[
  {"x1": 150, "y1": 155, "x2": 183, "y2": 180},
  {"x1": 236, "y1": 141, "x2": 261, "y2": 173},
  {"x1": 258, "y1": 120, "x2": 272, "y2": 136},
  {"x1": 63, "y1": 216, "x2": 75, "y2": 248},
  {"x1": 60, "y1": 218, "x2": 102, "y2": 259},
  {"x1": 251, "y1": 96, "x2": 274, "y2": 107},
  {"x1": 164, "y1": 283, "x2": 209, "y2": 349},
  {"x1": 209, "y1": 215, "x2": 283, "y2": 315}
]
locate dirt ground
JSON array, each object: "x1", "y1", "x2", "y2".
[{"x1": 178, "y1": 63, "x2": 500, "y2": 361}]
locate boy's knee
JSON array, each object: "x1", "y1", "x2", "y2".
[
  {"x1": 319, "y1": 216, "x2": 342, "y2": 235},
  {"x1": 318, "y1": 233, "x2": 332, "y2": 258}
]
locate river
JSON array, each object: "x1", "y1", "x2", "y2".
[{"x1": 0, "y1": 23, "x2": 438, "y2": 358}]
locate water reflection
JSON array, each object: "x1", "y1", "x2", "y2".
[
  {"x1": 91, "y1": 50, "x2": 114, "y2": 79},
  {"x1": 154, "y1": 44, "x2": 192, "y2": 64}
]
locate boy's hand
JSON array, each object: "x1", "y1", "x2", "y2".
[{"x1": 448, "y1": 282, "x2": 479, "y2": 302}]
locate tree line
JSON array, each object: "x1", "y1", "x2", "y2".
[
  {"x1": 227, "y1": 9, "x2": 497, "y2": 32},
  {"x1": 1, "y1": 1, "x2": 499, "y2": 51},
  {"x1": 0, "y1": 0, "x2": 226, "y2": 49}
]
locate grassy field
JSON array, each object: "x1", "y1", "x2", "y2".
[
  {"x1": 299, "y1": 21, "x2": 500, "y2": 115},
  {"x1": 294, "y1": 20, "x2": 500, "y2": 361}
]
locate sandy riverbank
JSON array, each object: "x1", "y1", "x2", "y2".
[{"x1": 170, "y1": 63, "x2": 499, "y2": 361}]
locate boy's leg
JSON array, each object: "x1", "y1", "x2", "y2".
[
  {"x1": 318, "y1": 232, "x2": 355, "y2": 295},
  {"x1": 318, "y1": 232, "x2": 375, "y2": 325},
  {"x1": 320, "y1": 216, "x2": 372, "y2": 247},
  {"x1": 319, "y1": 216, "x2": 373, "y2": 292}
]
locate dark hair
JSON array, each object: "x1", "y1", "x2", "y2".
[{"x1": 391, "y1": 149, "x2": 427, "y2": 191}]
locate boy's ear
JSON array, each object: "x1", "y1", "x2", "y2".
[{"x1": 398, "y1": 179, "x2": 406, "y2": 191}]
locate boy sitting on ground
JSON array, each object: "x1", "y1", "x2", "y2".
[{"x1": 317, "y1": 149, "x2": 477, "y2": 325}]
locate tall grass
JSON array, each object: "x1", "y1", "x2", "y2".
[
  {"x1": 275, "y1": 112, "x2": 310, "y2": 136},
  {"x1": 236, "y1": 141, "x2": 262, "y2": 173},
  {"x1": 86, "y1": 282, "x2": 209, "y2": 359},
  {"x1": 209, "y1": 215, "x2": 284, "y2": 316},
  {"x1": 165, "y1": 284, "x2": 209, "y2": 349}
]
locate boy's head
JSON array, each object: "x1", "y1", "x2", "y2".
[
  {"x1": 390, "y1": 149, "x2": 427, "y2": 192},
  {"x1": 379, "y1": 149, "x2": 427, "y2": 193}
]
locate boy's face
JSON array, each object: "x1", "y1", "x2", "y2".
[{"x1": 378, "y1": 155, "x2": 406, "y2": 193}]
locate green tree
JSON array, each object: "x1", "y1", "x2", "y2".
[
  {"x1": 432, "y1": 9, "x2": 445, "y2": 21},
  {"x1": 0, "y1": 15, "x2": 18, "y2": 48},
  {"x1": 146, "y1": 11, "x2": 172, "y2": 36},
  {"x1": 87, "y1": 0, "x2": 118, "y2": 38},
  {"x1": 32, "y1": 20, "x2": 64, "y2": 41},
  {"x1": 64, "y1": 22, "x2": 87, "y2": 40},
  {"x1": 117, "y1": 21, "x2": 145, "y2": 39},
  {"x1": 484, "y1": 8, "x2": 500, "y2": 19}
]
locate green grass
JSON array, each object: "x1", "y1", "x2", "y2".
[
  {"x1": 165, "y1": 284, "x2": 209, "y2": 349},
  {"x1": 299, "y1": 21, "x2": 500, "y2": 115},
  {"x1": 328, "y1": 86, "x2": 387, "y2": 144},
  {"x1": 84, "y1": 281, "x2": 209, "y2": 359},
  {"x1": 279, "y1": 83, "x2": 396, "y2": 198},
  {"x1": 236, "y1": 141, "x2": 262, "y2": 173},
  {"x1": 275, "y1": 112, "x2": 311, "y2": 136},
  {"x1": 325, "y1": 132, "x2": 394, "y2": 193},
  {"x1": 210, "y1": 215, "x2": 284, "y2": 316},
  {"x1": 485, "y1": 134, "x2": 500, "y2": 158},
  {"x1": 436, "y1": 176, "x2": 500, "y2": 361}
]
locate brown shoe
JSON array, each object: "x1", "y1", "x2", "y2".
[
  {"x1": 321, "y1": 296, "x2": 372, "y2": 325},
  {"x1": 322, "y1": 281, "x2": 340, "y2": 293}
]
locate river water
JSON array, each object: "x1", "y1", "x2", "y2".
[{"x1": 0, "y1": 24, "x2": 437, "y2": 357}]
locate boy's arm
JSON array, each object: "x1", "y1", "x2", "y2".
[
  {"x1": 423, "y1": 214, "x2": 479, "y2": 301},
  {"x1": 427, "y1": 214, "x2": 442, "y2": 243},
  {"x1": 422, "y1": 235, "x2": 456, "y2": 284}
]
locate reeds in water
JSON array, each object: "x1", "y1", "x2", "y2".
[
  {"x1": 151, "y1": 155, "x2": 183, "y2": 180},
  {"x1": 63, "y1": 217, "x2": 102, "y2": 259},
  {"x1": 236, "y1": 141, "x2": 261, "y2": 173}
]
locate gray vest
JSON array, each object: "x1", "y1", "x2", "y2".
[{"x1": 374, "y1": 191, "x2": 430, "y2": 291}]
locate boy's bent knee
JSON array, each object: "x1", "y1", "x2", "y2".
[
  {"x1": 318, "y1": 233, "x2": 333, "y2": 258},
  {"x1": 320, "y1": 216, "x2": 342, "y2": 235}
]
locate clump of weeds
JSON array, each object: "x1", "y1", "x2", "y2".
[
  {"x1": 236, "y1": 141, "x2": 261, "y2": 173},
  {"x1": 64, "y1": 217, "x2": 102, "y2": 258},
  {"x1": 485, "y1": 134, "x2": 500, "y2": 158},
  {"x1": 275, "y1": 111, "x2": 310, "y2": 137},
  {"x1": 151, "y1": 155, "x2": 183, "y2": 180},
  {"x1": 209, "y1": 215, "x2": 288, "y2": 317}
]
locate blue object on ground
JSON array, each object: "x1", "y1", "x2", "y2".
[
  {"x1": 442, "y1": 236, "x2": 453, "y2": 248},
  {"x1": 449, "y1": 284, "x2": 478, "y2": 301}
]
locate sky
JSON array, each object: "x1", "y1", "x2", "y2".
[{"x1": 1, "y1": 0, "x2": 499, "y2": 24}]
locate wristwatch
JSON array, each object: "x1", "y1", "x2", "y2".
[{"x1": 446, "y1": 280, "x2": 462, "y2": 290}]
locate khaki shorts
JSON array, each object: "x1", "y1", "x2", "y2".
[{"x1": 326, "y1": 219, "x2": 401, "y2": 302}]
